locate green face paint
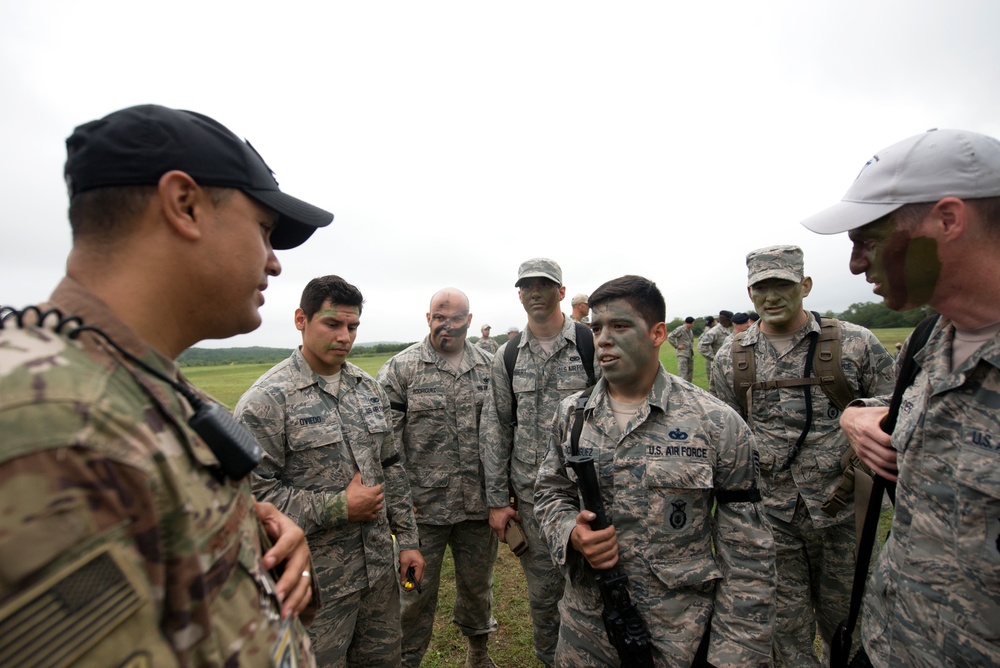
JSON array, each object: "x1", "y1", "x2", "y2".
[{"x1": 850, "y1": 215, "x2": 941, "y2": 311}]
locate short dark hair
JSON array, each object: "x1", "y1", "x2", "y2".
[
  {"x1": 300, "y1": 275, "x2": 364, "y2": 320},
  {"x1": 68, "y1": 184, "x2": 233, "y2": 244},
  {"x1": 589, "y1": 275, "x2": 665, "y2": 328},
  {"x1": 68, "y1": 185, "x2": 156, "y2": 243}
]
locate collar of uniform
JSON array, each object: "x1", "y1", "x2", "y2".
[
  {"x1": 290, "y1": 347, "x2": 362, "y2": 391},
  {"x1": 49, "y1": 275, "x2": 179, "y2": 381},
  {"x1": 586, "y1": 364, "x2": 668, "y2": 417},
  {"x1": 739, "y1": 310, "x2": 819, "y2": 348},
  {"x1": 419, "y1": 335, "x2": 478, "y2": 374}
]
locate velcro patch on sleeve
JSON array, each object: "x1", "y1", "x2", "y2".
[{"x1": 0, "y1": 545, "x2": 145, "y2": 668}]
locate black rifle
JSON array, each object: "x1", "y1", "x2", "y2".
[{"x1": 567, "y1": 455, "x2": 654, "y2": 668}]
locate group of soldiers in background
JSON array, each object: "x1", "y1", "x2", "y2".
[{"x1": 2, "y1": 102, "x2": 997, "y2": 668}]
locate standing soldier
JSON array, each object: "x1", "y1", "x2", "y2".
[
  {"x1": 235, "y1": 275, "x2": 425, "y2": 667},
  {"x1": 711, "y1": 246, "x2": 894, "y2": 667},
  {"x1": 667, "y1": 315, "x2": 696, "y2": 382},
  {"x1": 698, "y1": 309, "x2": 733, "y2": 375},
  {"x1": 477, "y1": 324, "x2": 499, "y2": 355},
  {"x1": 0, "y1": 104, "x2": 327, "y2": 666},
  {"x1": 534, "y1": 275, "x2": 775, "y2": 666},
  {"x1": 570, "y1": 293, "x2": 590, "y2": 322},
  {"x1": 802, "y1": 128, "x2": 1000, "y2": 667},
  {"x1": 480, "y1": 258, "x2": 595, "y2": 666},
  {"x1": 377, "y1": 288, "x2": 500, "y2": 668}
]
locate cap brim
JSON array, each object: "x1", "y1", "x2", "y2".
[
  {"x1": 515, "y1": 272, "x2": 560, "y2": 287},
  {"x1": 747, "y1": 269, "x2": 801, "y2": 287},
  {"x1": 246, "y1": 188, "x2": 334, "y2": 250},
  {"x1": 800, "y1": 200, "x2": 903, "y2": 235}
]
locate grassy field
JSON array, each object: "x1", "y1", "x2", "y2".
[{"x1": 185, "y1": 327, "x2": 910, "y2": 666}]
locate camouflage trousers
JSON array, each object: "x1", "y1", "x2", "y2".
[
  {"x1": 519, "y1": 497, "x2": 564, "y2": 666},
  {"x1": 400, "y1": 520, "x2": 499, "y2": 668},
  {"x1": 311, "y1": 566, "x2": 402, "y2": 667},
  {"x1": 704, "y1": 355, "x2": 715, "y2": 378},
  {"x1": 770, "y1": 497, "x2": 867, "y2": 668},
  {"x1": 677, "y1": 354, "x2": 693, "y2": 383}
]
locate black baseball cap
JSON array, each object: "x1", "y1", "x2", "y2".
[{"x1": 64, "y1": 104, "x2": 333, "y2": 249}]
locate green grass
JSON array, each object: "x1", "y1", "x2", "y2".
[{"x1": 186, "y1": 326, "x2": 910, "y2": 665}]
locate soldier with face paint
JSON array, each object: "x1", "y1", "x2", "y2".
[
  {"x1": 377, "y1": 289, "x2": 500, "y2": 668},
  {"x1": 236, "y1": 275, "x2": 424, "y2": 667},
  {"x1": 710, "y1": 246, "x2": 895, "y2": 667},
  {"x1": 534, "y1": 275, "x2": 776, "y2": 667},
  {"x1": 802, "y1": 128, "x2": 1000, "y2": 668}
]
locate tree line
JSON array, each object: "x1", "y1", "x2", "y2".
[{"x1": 179, "y1": 301, "x2": 930, "y2": 367}]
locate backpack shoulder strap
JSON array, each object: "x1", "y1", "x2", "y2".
[
  {"x1": 731, "y1": 337, "x2": 756, "y2": 420},
  {"x1": 573, "y1": 322, "x2": 596, "y2": 386},
  {"x1": 569, "y1": 385, "x2": 596, "y2": 457},
  {"x1": 812, "y1": 314, "x2": 854, "y2": 411},
  {"x1": 504, "y1": 332, "x2": 522, "y2": 427},
  {"x1": 504, "y1": 331, "x2": 522, "y2": 387}
]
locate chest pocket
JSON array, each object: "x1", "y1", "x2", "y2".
[
  {"x1": 287, "y1": 420, "x2": 342, "y2": 452},
  {"x1": 644, "y1": 459, "x2": 714, "y2": 554},
  {"x1": 408, "y1": 392, "x2": 447, "y2": 413}
]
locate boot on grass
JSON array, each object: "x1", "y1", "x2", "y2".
[{"x1": 464, "y1": 633, "x2": 498, "y2": 668}]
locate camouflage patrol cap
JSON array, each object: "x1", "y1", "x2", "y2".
[
  {"x1": 571, "y1": 293, "x2": 589, "y2": 306},
  {"x1": 746, "y1": 245, "x2": 804, "y2": 287},
  {"x1": 64, "y1": 104, "x2": 333, "y2": 249},
  {"x1": 515, "y1": 258, "x2": 562, "y2": 287}
]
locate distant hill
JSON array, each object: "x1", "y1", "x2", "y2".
[
  {"x1": 178, "y1": 346, "x2": 293, "y2": 366},
  {"x1": 178, "y1": 341, "x2": 417, "y2": 367}
]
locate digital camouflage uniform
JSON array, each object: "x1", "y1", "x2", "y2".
[
  {"x1": 480, "y1": 314, "x2": 593, "y2": 665},
  {"x1": 667, "y1": 325, "x2": 695, "y2": 383},
  {"x1": 711, "y1": 312, "x2": 894, "y2": 667},
  {"x1": 477, "y1": 337, "x2": 499, "y2": 355},
  {"x1": 853, "y1": 320, "x2": 1000, "y2": 667},
  {"x1": 698, "y1": 323, "x2": 731, "y2": 377},
  {"x1": 376, "y1": 337, "x2": 499, "y2": 667},
  {"x1": 235, "y1": 349, "x2": 419, "y2": 667},
  {"x1": 534, "y1": 366, "x2": 776, "y2": 667},
  {"x1": 0, "y1": 278, "x2": 315, "y2": 668}
]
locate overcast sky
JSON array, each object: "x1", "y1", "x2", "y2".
[{"x1": 3, "y1": 1, "x2": 999, "y2": 348}]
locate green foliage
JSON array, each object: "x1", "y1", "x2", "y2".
[{"x1": 836, "y1": 302, "x2": 936, "y2": 328}]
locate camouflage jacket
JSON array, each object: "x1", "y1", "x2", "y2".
[
  {"x1": 667, "y1": 325, "x2": 694, "y2": 358},
  {"x1": 534, "y1": 366, "x2": 775, "y2": 667},
  {"x1": 480, "y1": 315, "x2": 594, "y2": 507},
  {"x1": 0, "y1": 277, "x2": 314, "y2": 667},
  {"x1": 697, "y1": 323, "x2": 731, "y2": 360},
  {"x1": 710, "y1": 314, "x2": 895, "y2": 527},
  {"x1": 235, "y1": 350, "x2": 418, "y2": 601},
  {"x1": 854, "y1": 319, "x2": 1000, "y2": 667},
  {"x1": 376, "y1": 337, "x2": 493, "y2": 524},
  {"x1": 477, "y1": 337, "x2": 499, "y2": 355}
]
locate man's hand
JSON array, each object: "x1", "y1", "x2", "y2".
[
  {"x1": 255, "y1": 501, "x2": 314, "y2": 620},
  {"x1": 489, "y1": 506, "x2": 520, "y2": 541},
  {"x1": 570, "y1": 510, "x2": 619, "y2": 570},
  {"x1": 346, "y1": 471, "x2": 384, "y2": 521},
  {"x1": 840, "y1": 406, "x2": 898, "y2": 482},
  {"x1": 399, "y1": 549, "x2": 426, "y2": 585}
]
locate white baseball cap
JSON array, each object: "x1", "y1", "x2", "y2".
[{"x1": 801, "y1": 128, "x2": 1000, "y2": 235}]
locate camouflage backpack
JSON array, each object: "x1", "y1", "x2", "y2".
[
  {"x1": 503, "y1": 322, "x2": 595, "y2": 427},
  {"x1": 731, "y1": 312, "x2": 854, "y2": 421}
]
